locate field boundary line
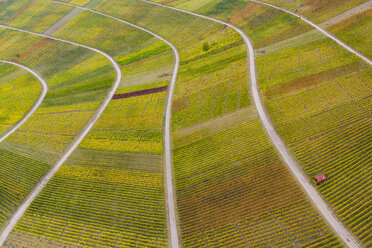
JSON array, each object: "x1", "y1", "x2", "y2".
[
  {"x1": 252, "y1": 0, "x2": 372, "y2": 65},
  {"x1": 0, "y1": 25, "x2": 122, "y2": 245},
  {"x1": 139, "y1": 1, "x2": 361, "y2": 247},
  {"x1": 46, "y1": 1, "x2": 182, "y2": 247},
  {"x1": 0, "y1": 60, "x2": 48, "y2": 143}
]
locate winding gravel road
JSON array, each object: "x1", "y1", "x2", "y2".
[
  {"x1": 50, "y1": 1, "x2": 181, "y2": 247},
  {"x1": 0, "y1": 60, "x2": 48, "y2": 143},
  {"x1": 140, "y1": 1, "x2": 362, "y2": 247},
  {"x1": 0, "y1": 25, "x2": 122, "y2": 245}
]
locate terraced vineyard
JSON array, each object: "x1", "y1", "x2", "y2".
[
  {"x1": 247, "y1": 4, "x2": 371, "y2": 246},
  {"x1": 155, "y1": 0, "x2": 371, "y2": 246},
  {"x1": 0, "y1": 21, "x2": 118, "y2": 226},
  {"x1": 8, "y1": 85, "x2": 170, "y2": 246},
  {"x1": 246, "y1": 0, "x2": 371, "y2": 58},
  {"x1": 260, "y1": 42, "x2": 371, "y2": 245},
  {"x1": 0, "y1": 0, "x2": 370, "y2": 247},
  {"x1": 58, "y1": 0, "x2": 343, "y2": 247},
  {"x1": 0, "y1": 63, "x2": 41, "y2": 138}
]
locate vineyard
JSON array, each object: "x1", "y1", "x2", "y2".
[
  {"x1": 0, "y1": 63, "x2": 41, "y2": 137},
  {"x1": 250, "y1": 5, "x2": 371, "y2": 245},
  {"x1": 1, "y1": 0, "x2": 173, "y2": 247},
  {"x1": 0, "y1": 0, "x2": 370, "y2": 247},
  {"x1": 0, "y1": 24, "x2": 116, "y2": 226},
  {"x1": 163, "y1": 0, "x2": 370, "y2": 246}
]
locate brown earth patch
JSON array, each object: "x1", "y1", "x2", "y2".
[
  {"x1": 264, "y1": 62, "x2": 360, "y2": 99},
  {"x1": 13, "y1": 38, "x2": 52, "y2": 62},
  {"x1": 230, "y1": 2, "x2": 263, "y2": 25},
  {"x1": 172, "y1": 95, "x2": 188, "y2": 112}
]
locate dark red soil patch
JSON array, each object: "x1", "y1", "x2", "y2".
[{"x1": 112, "y1": 86, "x2": 168, "y2": 100}]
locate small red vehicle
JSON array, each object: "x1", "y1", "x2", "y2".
[
  {"x1": 159, "y1": 73, "x2": 169, "y2": 77},
  {"x1": 314, "y1": 174, "x2": 328, "y2": 185}
]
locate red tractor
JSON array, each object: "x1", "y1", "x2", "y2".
[{"x1": 314, "y1": 174, "x2": 328, "y2": 185}]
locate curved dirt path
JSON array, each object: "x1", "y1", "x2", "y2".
[
  {"x1": 252, "y1": 0, "x2": 372, "y2": 65},
  {"x1": 50, "y1": 1, "x2": 181, "y2": 247},
  {"x1": 0, "y1": 60, "x2": 48, "y2": 143},
  {"x1": 140, "y1": 1, "x2": 361, "y2": 247},
  {"x1": 0, "y1": 25, "x2": 122, "y2": 245}
]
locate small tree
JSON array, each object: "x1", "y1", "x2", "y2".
[{"x1": 202, "y1": 42, "x2": 210, "y2": 52}]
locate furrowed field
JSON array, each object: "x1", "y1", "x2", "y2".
[{"x1": 162, "y1": 0, "x2": 371, "y2": 246}]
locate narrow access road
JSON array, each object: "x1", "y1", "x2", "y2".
[
  {"x1": 252, "y1": 0, "x2": 372, "y2": 65},
  {"x1": 50, "y1": 1, "x2": 181, "y2": 247},
  {"x1": 0, "y1": 25, "x2": 122, "y2": 245},
  {"x1": 140, "y1": 1, "x2": 361, "y2": 247},
  {"x1": 0, "y1": 60, "x2": 48, "y2": 143}
]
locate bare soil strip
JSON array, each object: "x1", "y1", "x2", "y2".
[
  {"x1": 112, "y1": 86, "x2": 168, "y2": 100},
  {"x1": 320, "y1": 0, "x2": 372, "y2": 27},
  {"x1": 13, "y1": 38, "x2": 52, "y2": 62}
]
